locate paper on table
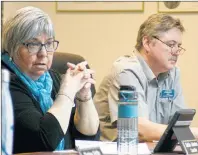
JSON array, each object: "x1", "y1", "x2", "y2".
[{"x1": 75, "y1": 140, "x2": 151, "y2": 155}]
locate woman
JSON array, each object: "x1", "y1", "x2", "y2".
[{"x1": 2, "y1": 6, "x2": 100, "y2": 153}]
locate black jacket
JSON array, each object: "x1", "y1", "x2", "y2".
[{"x1": 2, "y1": 60, "x2": 100, "y2": 154}]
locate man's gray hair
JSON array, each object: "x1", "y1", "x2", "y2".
[
  {"x1": 135, "y1": 13, "x2": 185, "y2": 51},
  {"x1": 2, "y1": 6, "x2": 55, "y2": 57}
]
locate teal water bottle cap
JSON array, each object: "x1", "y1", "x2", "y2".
[{"x1": 118, "y1": 85, "x2": 138, "y2": 102}]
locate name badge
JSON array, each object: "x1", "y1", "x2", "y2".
[{"x1": 160, "y1": 89, "x2": 175, "y2": 99}]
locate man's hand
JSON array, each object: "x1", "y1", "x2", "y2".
[{"x1": 138, "y1": 117, "x2": 166, "y2": 142}]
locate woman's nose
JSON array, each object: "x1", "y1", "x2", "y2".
[{"x1": 37, "y1": 45, "x2": 48, "y2": 56}]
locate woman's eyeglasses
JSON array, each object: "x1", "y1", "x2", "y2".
[{"x1": 22, "y1": 40, "x2": 59, "y2": 54}]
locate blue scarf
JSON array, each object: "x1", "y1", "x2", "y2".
[{"x1": 2, "y1": 53, "x2": 64, "y2": 150}]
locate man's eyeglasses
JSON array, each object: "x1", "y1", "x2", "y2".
[
  {"x1": 22, "y1": 40, "x2": 59, "y2": 54},
  {"x1": 152, "y1": 36, "x2": 185, "y2": 55}
]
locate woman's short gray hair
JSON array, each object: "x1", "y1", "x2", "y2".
[
  {"x1": 2, "y1": 6, "x2": 55, "y2": 57},
  {"x1": 135, "y1": 13, "x2": 185, "y2": 51}
]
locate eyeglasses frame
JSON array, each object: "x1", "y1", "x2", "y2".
[
  {"x1": 152, "y1": 36, "x2": 185, "y2": 55},
  {"x1": 22, "y1": 40, "x2": 59, "y2": 54}
]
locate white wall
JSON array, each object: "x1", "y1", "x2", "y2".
[{"x1": 3, "y1": 2, "x2": 198, "y2": 127}]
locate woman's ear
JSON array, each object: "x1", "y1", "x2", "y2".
[{"x1": 142, "y1": 36, "x2": 151, "y2": 54}]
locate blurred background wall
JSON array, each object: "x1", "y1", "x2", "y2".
[{"x1": 2, "y1": 2, "x2": 198, "y2": 127}]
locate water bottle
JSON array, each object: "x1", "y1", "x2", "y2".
[
  {"x1": 117, "y1": 85, "x2": 138, "y2": 155},
  {"x1": 1, "y1": 69, "x2": 14, "y2": 155}
]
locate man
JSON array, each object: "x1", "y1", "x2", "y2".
[{"x1": 94, "y1": 13, "x2": 198, "y2": 142}]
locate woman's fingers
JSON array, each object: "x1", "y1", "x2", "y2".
[
  {"x1": 74, "y1": 69, "x2": 95, "y2": 79},
  {"x1": 83, "y1": 69, "x2": 95, "y2": 79},
  {"x1": 66, "y1": 68, "x2": 71, "y2": 77},
  {"x1": 67, "y1": 61, "x2": 88, "y2": 71},
  {"x1": 67, "y1": 62, "x2": 76, "y2": 69},
  {"x1": 81, "y1": 78, "x2": 96, "y2": 87},
  {"x1": 86, "y1": 78, "x2": 96, "y2": 84},
  {"x1": 64, "y1": 61, "x2": 95, "y2": 92},
  {"x1": 85, "y1": 69, "x2": 95, "y2": 74},
  {"x1": 66, "y1": 68, "x2": 95, "y2": 82},
  {"x1": 67, "y1": 61, "x2": 90, "y2": 77},
  {"x1": 82, "y1": 79, "x2": 95, "y2": 89},
  {"x1": 84, "y1": 83, "x2": 91, "y2": 89},
  {"x1": 77, "y1": 61, "x2": 88, "y2": 71}
]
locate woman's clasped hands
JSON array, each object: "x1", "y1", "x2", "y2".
[{"x1": 59, "y1": 61, "x2": 95, "y2": 102}]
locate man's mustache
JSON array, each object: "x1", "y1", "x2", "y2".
[{"x1": 168, "y1": 56, "x2": 178, "y2": 61}]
